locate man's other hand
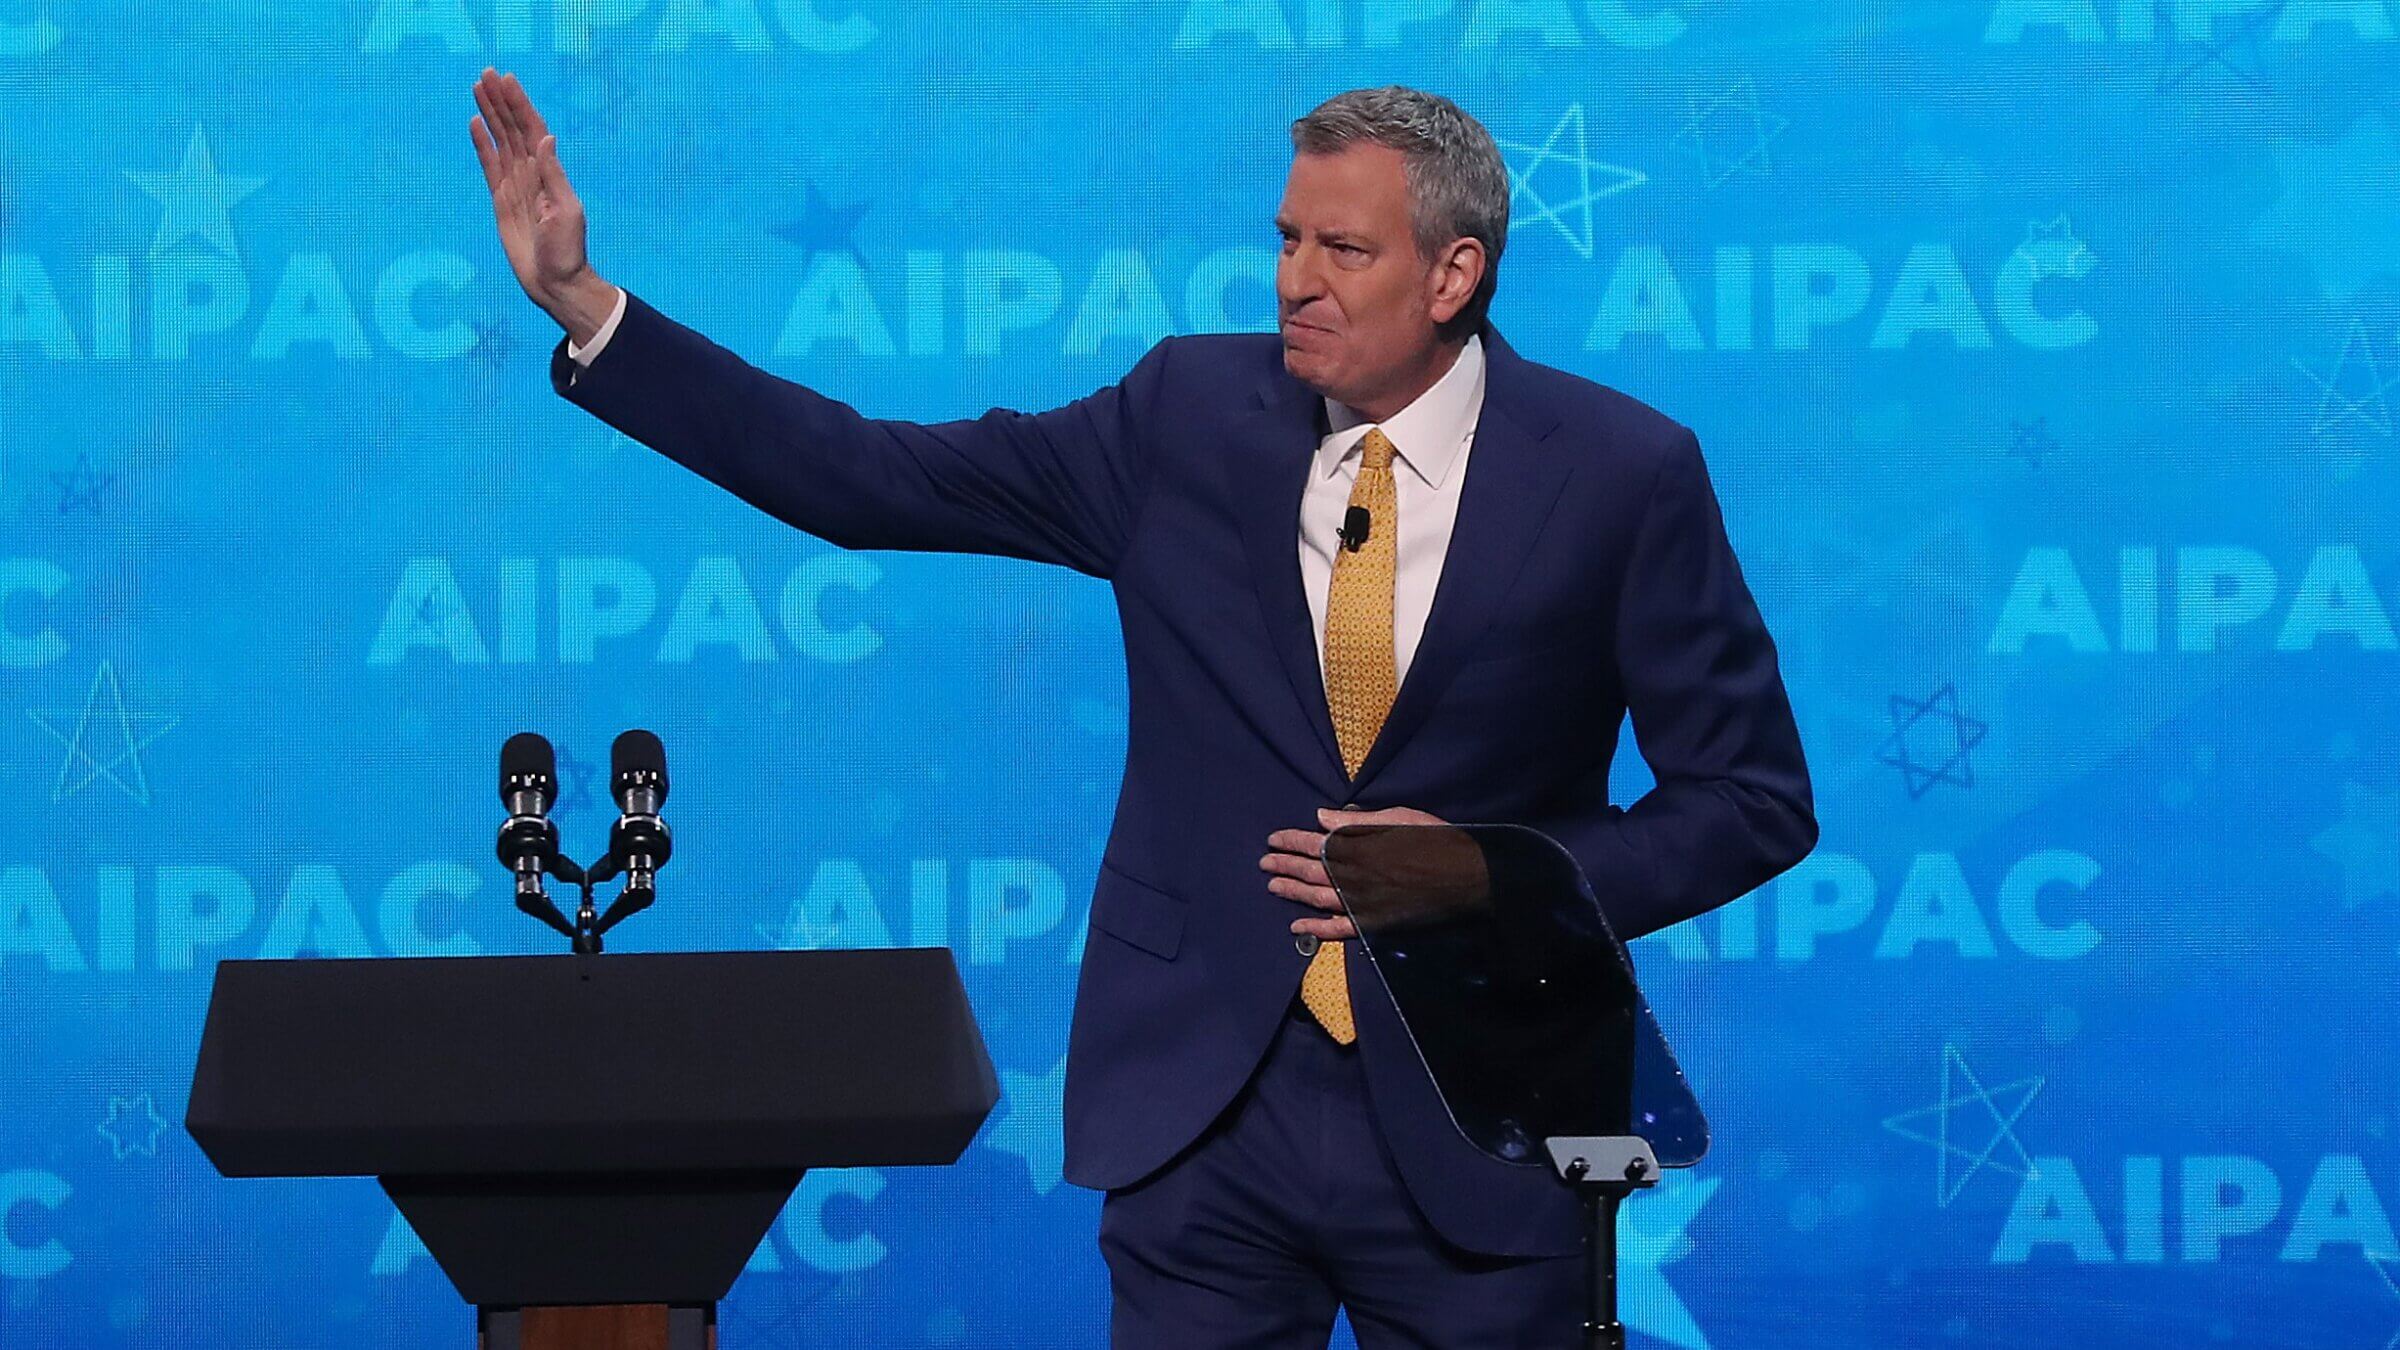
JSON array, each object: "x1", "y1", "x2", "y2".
[
  {"x1": 470, "y1": 68, "x2": 615, "y2": 346},
  {"x1": 1262, "y1": 806, "x2": 1445, "y2": 942}
]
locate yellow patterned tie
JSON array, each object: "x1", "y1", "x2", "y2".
[{"x1": 1301, "y1": 426, "x2": 1400, "y2": 1046}]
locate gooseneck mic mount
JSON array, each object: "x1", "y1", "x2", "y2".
[{"x1": 494, "y1": 728, "x2": 669, "y2": 957}]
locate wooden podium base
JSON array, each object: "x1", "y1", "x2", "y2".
[{"x1": 478, "y1": 1303, "x2": 715, "y2": 1350}]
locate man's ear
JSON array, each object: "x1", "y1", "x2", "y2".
[{"x1": 1427, "y1": 238, "x2": 1486, "y2": 326}]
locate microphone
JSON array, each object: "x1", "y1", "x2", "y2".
[
  {"x1": 497, "y1": 732, "x2": 576, "y2": 938},
  {"x1": 1338, "y1": 506, "x2": 1372, "y2": 553},
  {"x1": 591, "y1": 729, "x2": 672, "y2": 933}
]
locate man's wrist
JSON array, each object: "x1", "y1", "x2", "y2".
[{"x1": 546, "y1": 268, "x2": 620, "y2": 349}]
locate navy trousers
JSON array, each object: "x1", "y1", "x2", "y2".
[{"x1": 1098, "y1": 1000, "x2": 1582, "y2": 1348}]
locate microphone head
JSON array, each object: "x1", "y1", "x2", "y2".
[
  {"x1": 611, "y1": 728, "x2": 668, "y2": 805},
  {"x1": 1341, "y1": 505, "x2": 1370, "y2": 551},
  {"x1": 500, "y1": 731, "x2": 557, "y2": 810}
]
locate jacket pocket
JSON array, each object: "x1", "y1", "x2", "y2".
[{"x1": 1088, "y1": 860, "x2": 1189, "y2": 960}]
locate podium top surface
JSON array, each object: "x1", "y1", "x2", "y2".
[{"x1": 186, "y1": 948, "x2": 997, "y2": 1180}]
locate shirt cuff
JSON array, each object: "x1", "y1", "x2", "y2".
[{"x1": 566, "y1": 286, "x2": 629, "y2": 366}]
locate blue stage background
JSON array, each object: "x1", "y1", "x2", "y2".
[{"x1": 2, "y1": 2, "x2": 2397, "y2": 1345}]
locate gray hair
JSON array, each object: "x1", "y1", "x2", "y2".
[{"x1": 1290, "y1": 86, "x2": 1510, "y2": 341}]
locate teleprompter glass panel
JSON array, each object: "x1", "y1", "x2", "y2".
[{"x1": 1319, "y1": 823, "x2": 1707, "y2": 1169}]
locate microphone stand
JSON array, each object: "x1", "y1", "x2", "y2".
[{"x1": 571, "y1": 869, "x2": 602, "y2": 969}]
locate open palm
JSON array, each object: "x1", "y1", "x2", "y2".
[{"x1": 469, "y1": 68, "x2": 589, "y2": 310}]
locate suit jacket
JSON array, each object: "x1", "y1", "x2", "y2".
[{"x1": 551, "y1": 294, "x2": 1817, "y2": 1256}]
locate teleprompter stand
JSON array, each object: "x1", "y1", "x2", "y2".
[
  {"x1": 1320, "y1": 823, "x2": 1710, "y2": 1350},
  {"x1": 1546, "y1": 1135, "x2": 1659, "y2": 1350},
  {"x1": 186, "y1": 949, "x2": 997, "y2": 1349}
]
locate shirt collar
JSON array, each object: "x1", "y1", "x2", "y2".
[{"x1": 1316, "y1": 333, "x2": 1486, "y2": 491}]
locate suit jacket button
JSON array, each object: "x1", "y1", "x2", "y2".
[{"x1": 1294, "y1": 933, "x2": 1320, "y2": 957}]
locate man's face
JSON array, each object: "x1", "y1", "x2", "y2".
[{"x1": 1275, "y1": 144, "x2": 1449, "y2": 408}]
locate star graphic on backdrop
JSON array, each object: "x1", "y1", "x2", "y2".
[
  {"x1": 558, "y1": 49, "x2": 637, "y2": 136},
  {"x1": 1882, "y1": 1045, "x2": 2043, "y2": 1207},
  {"x1": 2008, "y1": 417, "x2": 2055, "y2": 469},
  {"x1": 753, "y1": 894, "x2": 829, "y2": 951},
  {"x1": 1495, "y1": 106, "x2": 1645, "y2": 261},
  {"x1": 27, "y1": 662, "x2": 179, "y2": 804},
  {"x1": 52, "y1": 452, "x2": 115, "y2": 514},
  {"x1": 2294, "y1": 319, "x2": 2399, "y2": 439},
  {"x1": 1619, "y1": 1173, "x2": 1719, "y2": 1350},
  {"x1": 2369, "y1": 1251, "x2": 2400, "y2": 1350},
  {"x1": 467, "y1": 317, "x2": 513, "y2": 379},
  {"x1": 770, "y1": 184, "x2": 871, "y2": 262},
  {"x1": 721, "y1": 1265, "x2": 843, "y2": 1340},
  {"x1": 98, "y1": 1092, "x2": 172, "y2": 1159},
  {"x1": 2015, "y1": 215, "x2": 2098, "y2": 282},
  {"x1": 125, "y1": 125, "x2": 265, "y2": 261},
  {"x1": 555, "y1": 744, "x2": 597, "y2": 813},
  {"x1": 369, "y1": 1210, "x2": 431, "y2": 1276},
  {"x1": 2155, "y1": 1, "x2": 2281, "y2": 93},
  {"x1": 2251, "y1": 115, "x2": 2400, "y2": 303},
  {"x1": 1877, "y1": 683, "x2": 1987, "y2": 800},
  {"x1": 1672, "y1": 81, "x2": 1787, "y2": 188},
  {"x1": 410, "y1": 587, "x2": 454, "y2": 634},
  {"x1": 985, "y1": 1055, "x2": 1067, "y2": 1194},
  {"x1": 2312, "y1": 781, "x2": 2400, "y2": 911}
]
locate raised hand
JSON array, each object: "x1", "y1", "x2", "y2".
[{"x1": 470, "y1": 68, "x2": 616, "y2": 345}]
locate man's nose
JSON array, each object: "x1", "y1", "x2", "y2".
[{"x1": 1276, "y1": 249, "x2": 1321, "y2": 310}]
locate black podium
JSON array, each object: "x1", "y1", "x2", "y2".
[
  {"x1": 186, "y1": 948, "x2": 997, "y2": 1349},
  {"x1": 1320, "y1": 823, "x2": 1708, "y2": 1350}
]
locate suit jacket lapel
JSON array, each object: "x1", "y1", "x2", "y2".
[
  {"x1": 1348, "y1": 325, "x2": 1572, "y2": 797},
  {"x1": 1228, "y1": 374, "x2": 1349, "y2": 798}
]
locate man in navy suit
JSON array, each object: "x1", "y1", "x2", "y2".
[{"x1": 474, "y1": 72, "x2": 1814, "y2": 1347}]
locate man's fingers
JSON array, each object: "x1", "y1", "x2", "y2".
[
  {"x1": 1258, "y1": 851, "x2": 1330, "y2": 889},
  {"x1": 1291, "y1": 914, "x2": 1357, "y2": 942},
  {"x1": 470, "y1": 116, "x2": 502, "y2": 191},
  {"x1": 509, "y1": 71, "x2": 554, "y2": 143},
  {"x1": 471, "y1": 81, "x2": 501, "y2": 153},
  {"x1": 536, "y1": 134, "x2": 568, "y2": 197},
  {"x1": 483, "y1": 70, "x2": 526, "y2": 157},
  {"x1": 1264, "y1": 875, "x2": 1341, "y2": 912},
  {"x1": 474, "y1": 77, "x2": 519, "y2": 160},
  {"x1": 501, "y1": 72, "x2": 543, "y2": 153},
  {"x1": 1265, "y1": 828, "x2": 1324, "y2": 855}
]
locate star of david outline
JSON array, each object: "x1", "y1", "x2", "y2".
[
  {"x1": 1672, "y1": 80, "x2": 1788, "y2": 188},
  {"x1": 98, "y1": 1091, "x2": 172, "y2": 1160},
  {"x1": 2155, "y1": 1, "x2": 2283, "y2": 94},
  {"x1": 2009, "y1": 417, "x2": 2056, "y2": 469},
  {"x1": 1878, "y1": 683, "x2": 1988, "y2": 800}
]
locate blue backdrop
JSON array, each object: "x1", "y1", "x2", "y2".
[{"x1": 2, "y1": 1, "x2": 2397, "y2": 1345}]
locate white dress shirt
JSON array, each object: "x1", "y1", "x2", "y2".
[
  {"x1": 1300, "y1": 334, "x2": 1485, "y2": 691},
  {"x1": 570, "y1": 288, "x2": 1487, "y2": 691},
  {"x1": 564, "y1": 284, "x2": 630, "y2": 370}
]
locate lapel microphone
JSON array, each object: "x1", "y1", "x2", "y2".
[{"x1": 1339, "y1": 506, "x2": 1372, "y2": 553}]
